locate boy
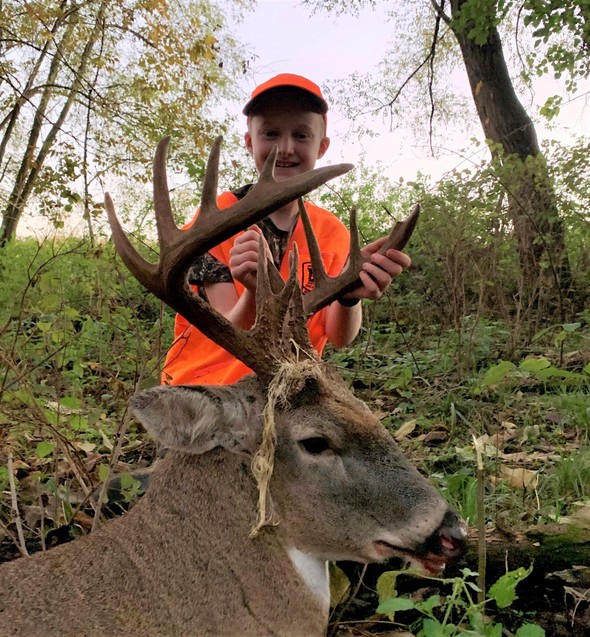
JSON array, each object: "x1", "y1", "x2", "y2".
[{"x1": 162, "y1": 73, "x2": 410, "y2": 386}]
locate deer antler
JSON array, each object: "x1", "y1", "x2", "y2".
[
  {"x1": 106, "y1": 137, "x2": 420, "y2": 383},
  {"x1": 300, "y1": 201, "x2": 420, "y2": 316},
  {"x1": 105, "y1": 137, "x2": 353, "y2": 383}
]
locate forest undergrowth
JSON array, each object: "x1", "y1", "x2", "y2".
[{"x1": 0, "y1": 234, "x2": 588, "y2": 636}]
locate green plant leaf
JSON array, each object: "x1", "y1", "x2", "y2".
[
  {"x1": 0, "y1": 466, "x2": 8, "y2": 492},
  {"x1": 329, "y1": 563, "x2": 351, "y2": 607},
  {"x1": 98, "y1": 463, "x2": 110, "y2": 483},
  {"x1": 519, "y1": 357, "x2": 551, "y2": 372},
  {"x1": 481, "y1": 361, "x2": 515, "y2": 386},
  {"x1": 488, "y1": 565, "x2": 533, "y2": 609},
  {"x1": 60, "y1": 396, "x2": 82, "y2": 410},
  {"x1": 36, "y1": 441, "x2": 55, "y2": 458},
  {"x1": 416, "y1": 594, "x2": 441, "y2": 613},
  {"x1": 515, "y1": 623, "x2": 545, "y2": 637},
  {"x1": 419, "y1": 617, "x2": 445, "y2": 637},
  {"x1": 562, "y1": 322, "x2": 581, "y2": 333},
  {"x1": 377, "y1": 596, "x2": 415, "y2": 614},
  {"x1": 376, "y1": 570, "x2": 400, "y2": 604}
]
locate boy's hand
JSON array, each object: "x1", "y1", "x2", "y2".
[
  {"x1": 342, "y1": 236, "x2": 411, "y2": 302},
  {"x1": 229, "y1": 226, "x2": 272, "y2": 291}
]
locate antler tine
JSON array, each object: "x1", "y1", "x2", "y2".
[
  {"x1": 198, "y1": 136, "x2": 223, "y2": 217},
  {"x1": 258, "y1": 145, "x2": 279, "y2": 183},
  {"x1": 153, "y1": 137, "x2": 178, "y2": 246},
  {"x1": 251, "y1": 242, "x2": 316, "y2": 374},
  {"x1": 302, "y1": 203, "x2": 421, "y2": 317},
  {"x1": 297, "y1": 200, "x2": 364, "y2": 291},
  {"x1": 376, "y1": 203, "x2": 421, "y2": 255},
  {"x1": 105, "y1": 192, "x2": 161, "y2": 294},
  {"x1": 297, "y1": 197, "x2": 328, "y2": 288},
  {"x1": 283, "y1": 246, "x2": 317, "y2": 357}
]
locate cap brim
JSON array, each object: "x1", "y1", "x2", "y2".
[{"x1": 243, "y1": 86, "x2": 328, "y2": 116}]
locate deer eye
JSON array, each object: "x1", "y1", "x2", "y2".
[{"x1": 299, "y1": 437, "x2": 333, "y2": 455}]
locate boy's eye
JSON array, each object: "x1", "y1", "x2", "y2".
[{"x1": 262, "y1": 130, "x2": 278, "y2": 139}]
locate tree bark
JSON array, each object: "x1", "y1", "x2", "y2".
[{"x1": 447, "y1": 0, "x2": 572, "y2": 323}]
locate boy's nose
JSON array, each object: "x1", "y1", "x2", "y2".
[{"x1": 277, "y1": 134, "x2": 294, "y2": 155}]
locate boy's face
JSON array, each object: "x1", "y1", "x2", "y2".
[{"x1": 244, "y1": 93, "x2": 330, "y2": 181}]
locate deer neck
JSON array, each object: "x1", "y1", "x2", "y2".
[
  {"x1": 136, "y1": 449, "x2": 329, "y2": 620},
  {"x1": 287, "y1": 547, "x2": 330, "y2": 614}
]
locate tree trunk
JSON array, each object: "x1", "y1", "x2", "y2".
[
  {"x1": 0, "y1": 1, "x2": 108, "y2": 246},
  {"x1": 0, "y1": 1, "x2": 72, "y2": 172},
  {"x1": 448, "y1": 0, "x2": 572, "y2": 324}
]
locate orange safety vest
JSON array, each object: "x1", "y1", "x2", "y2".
[{"x1": 161, "y1": 192, "x2": 351, "y2": 386}]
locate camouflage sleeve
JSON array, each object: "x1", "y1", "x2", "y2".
[{"x1": 188, "y1": 253, "x2": 233, "y2": 286}]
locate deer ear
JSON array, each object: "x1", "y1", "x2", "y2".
[{"x1": 130, "y1": 384, "x2": 263, "y2": 455}]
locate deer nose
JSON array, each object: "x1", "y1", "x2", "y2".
[
  {"x1": 416, "y1": 508, "x2": 468, "y2": 563},
  {"x1": 437, "y1": 509, "x2": 469, "y2": 559}
]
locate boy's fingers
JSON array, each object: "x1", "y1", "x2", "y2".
[{"x1": 369, "y1": 249, "x2": 411, "y2": 271}]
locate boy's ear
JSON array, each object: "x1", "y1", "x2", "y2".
[
  {"x1": 244, "y1": 131, "x2": 253, "y2": 154},
  {"x1": 317, "y1": 136, "x2": 330, "y2": 160}
]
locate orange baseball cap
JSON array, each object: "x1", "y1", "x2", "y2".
[{"x1": 242, "y1": 73, "x2": 328, "y2": 116}]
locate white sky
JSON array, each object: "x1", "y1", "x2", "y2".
[{"x1": 228, "y1": 0, "x2": 589, "y2": 183}]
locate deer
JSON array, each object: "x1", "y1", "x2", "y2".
[{"x1": 0, "y1": 138, "x2": 467, "y2": 637}]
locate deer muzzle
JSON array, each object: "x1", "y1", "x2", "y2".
[{"x1": 373, "y1": 509, "x2": 468, "y2": 574}]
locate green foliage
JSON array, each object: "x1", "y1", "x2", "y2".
[
  {"x1": 473, "y1": 354, "x2": 590, "y2": 394},
  {"x1": 488, "y1": 565, "x2": 532, "y2": 608},
  {"x1": 451, "y1": 0, "x2": 510, "y2": 45},
  {"x1": 375, "y1": 566, "x2": 543, "y2": 637},
  {"x1": 524, "y1": 0, "x2": 590, "y2": 90},
  {"x1": 0, "y1": 235, "x2": 172, "y2": 532}
]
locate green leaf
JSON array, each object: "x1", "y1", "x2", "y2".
[
  {"x1": 329, "y1": 563, "x2": 351, "y2": 607},
  {"x1": 376, "y1": 570, "x2": 399, "y2": 604},
  {"x1": 554, "y1": 330, "x2": 567, "y2": 346},
  {"x1": 416, "y1": 594, "x2": 441, "y2": 613},
  {"x1": 36, "y1": 441, "x2": 55, "y2": 458},
  {"x1": 488, "y1": 565, "x2": 533, "y2": 609},
  {"x1": 562, "y1": 322, "x2": 581, "y2": 332},
  {"x1": 377, "y1": 596, "x2": 415, "y2": 614},
  {"x1": 419, "y1": 617, "x2": 445, "y2": 637},
  {"x1": 98, "y1": 463, "x2": 110, "y2": 483},
  {"x1": 60, "y1": 396, "x2": 81, "y2": 410},
  {"x1": 0, "y1": 466, "x2": 8, "y2": 492},
  {"x1": 519, "y1": 357, "x2": 551, "y2": 372},
  {"x1": 481, "y1": 361, "x2": 515, "y2": 386},
  {"x1": 515, "y1": 623, "x2": 545, "y2": 637},
  {"x1": 39, "y1": 293, "x2": 61, "y2": 312}
]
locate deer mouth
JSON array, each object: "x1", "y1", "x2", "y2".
[{"x1": 373, "y1": 524, "x2": 467, "y2": 575}]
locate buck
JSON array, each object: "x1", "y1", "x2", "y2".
[{"x1": 0, "y1": 138, "x2": 466, "y2": 637}]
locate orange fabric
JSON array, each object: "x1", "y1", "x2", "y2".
[{"x1": 161, "y1": 193, "x2": 350, "y2": 386}]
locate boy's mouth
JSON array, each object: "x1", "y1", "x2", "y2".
[{"x1": 275, "y1": 161, "x2": 299, "y2": 168}]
